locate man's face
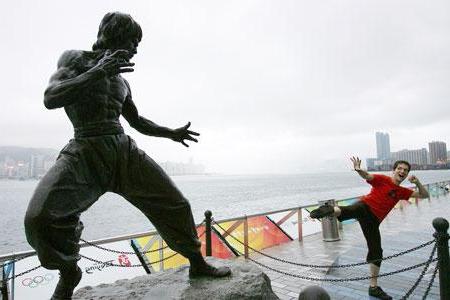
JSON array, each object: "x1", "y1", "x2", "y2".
[{"x1": 393, "y1": 163, "x2": 410, "y2": 183}]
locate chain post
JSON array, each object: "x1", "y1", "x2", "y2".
[
  {"x1": 297, "y1": 208, "x2": 303, "y2": 242},
  {"x1": 432, "y1": 217, "x2": 450, "y2": 300},
  {"x1": 244, "y1": 215, "x2": 249, "y2": 258},
  {"x1": 204, "y1": 210, "x2": 212, "y2": 257}
]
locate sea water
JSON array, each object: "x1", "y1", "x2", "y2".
[{"x1": 1, "y1": 170, "x2": 449, "y2": 254}]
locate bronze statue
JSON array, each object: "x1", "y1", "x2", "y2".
[{"x1": 24, "y1": 12, "x2": 230, "y2": 300}]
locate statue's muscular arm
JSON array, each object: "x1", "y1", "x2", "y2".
[
  {"x1": 121, "y1": 80, "x2": 200, "y2": 147},
  {"x1": 44, "y1": 50, "x2": 134, "y2": 109}
]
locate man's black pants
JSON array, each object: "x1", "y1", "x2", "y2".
[{"x1": 337, "y1": 201, "x2": 382, "y2": 267}]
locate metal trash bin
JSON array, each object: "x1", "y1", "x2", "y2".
[{"x1": 318, "y1": 199, "x2": 340, "y2": 242}]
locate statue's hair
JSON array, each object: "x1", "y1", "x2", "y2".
[{"x1": 92, "y1": 12, "x2": 142, "y2": 50}]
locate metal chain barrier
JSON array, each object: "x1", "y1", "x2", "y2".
[
  {"x1": 78, "y1": 221, "x2": 205, "y2": 256},
  {"x1": 212, "y1": 220, "x2": 435, "y2": 268},
  {"x1": 401, "y1": 243, "x2": 437, "y2": 299},
  {"x1": 213, "y1": 219, "x2": 441, "y2": 297},
  {"x1": 79, "y1": 225, "x2": 207, "y2": 268},
  {"x1": 422, "y1": 263, "x2": 439, "y2": 300},
  {"x1": 79, "y1": 238, "x2": 169, "y2": 255},
  {"x1": 80, "y1": 251, "x2": 179, "y2": 268},
  {"x1": 1, "y1": 227, "x2": 206, "y2": 281},
  {"x1": 243, "y1": 251, "x2": 437, "y2": 282},
  {"x1": 0, "y1": 265, "x2": 42, "y2": 283},
  {"x1": 0, "y1": 224, "x2": 207, "y2": 285}
]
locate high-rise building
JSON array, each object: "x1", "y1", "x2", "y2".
[
  {"x1": 376, "y1": 132, "x2": 391, "y2": 160},
  {"x1": 391, "y1": 148, "x2": 428, "y2": 165},
  {"x1": 30, "y1": 154, "x2": 45, "y2": 178},
  {"x1": 366, "y1": 158, "x2": 376, "y2": 170},
  {"x1": 429, "y1": 141, "x2": 447, "y2": 164}
]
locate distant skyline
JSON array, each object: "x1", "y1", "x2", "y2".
[
  {"x1": 374, "y1": 132, "x2": 448, "y2": 156},
  {"x1": 1, "y1": 0, "x2": 449, "y2": 174}
]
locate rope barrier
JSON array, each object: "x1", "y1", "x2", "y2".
[{"x1": 212, "y1": 220, "x2": 435, "y2": 268}]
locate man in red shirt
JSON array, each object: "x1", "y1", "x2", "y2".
[{"x1": 310, "y1": 157, "x2": 429, "y2": 300}]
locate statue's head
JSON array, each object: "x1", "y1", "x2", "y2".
[{"x1": 92, "y1": 12, "x2": 142, "y2": 56}]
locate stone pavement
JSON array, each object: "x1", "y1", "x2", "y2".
[{"x1": 243, "y1": 193, "x2": 449, "y2": 300}]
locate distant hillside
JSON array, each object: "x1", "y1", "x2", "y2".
[{"x1": 0, "y1": 146, "x2": 59, "y2": 162}]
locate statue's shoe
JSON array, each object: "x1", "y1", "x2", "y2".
[
  {"x1": 50, "y1": 266, "x2": 82, "y2": 300},
  {"x1": 189, "y1": 264, "x2": 231, "y2": 278}
]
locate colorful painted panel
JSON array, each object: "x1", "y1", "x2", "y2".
[
  {"x1": 133, "y1": 226, "x2": 235, "y2": 272},
  {"x1": 213, "y1": 216, "x2": 292, "y2": 255}
]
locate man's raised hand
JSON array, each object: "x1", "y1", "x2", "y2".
[
  {"x1": 350, "y1": 156, "x2": 362, "y2": 171},
  {"x1": 408, "y1": 175, "x2": 420, "y2": 184},
  {"x1": 171, "y1": 122, "x2": 200, "y2": 147},
  {"x1": 95, "y1": 50, "x2": 135, "y2": 76}
]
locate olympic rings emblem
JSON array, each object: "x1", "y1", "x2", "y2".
[{"x1": 22, "y1": 273, "x2": 55, "y2": 288}]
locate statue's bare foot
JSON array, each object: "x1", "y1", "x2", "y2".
[
  {"x1": 189, "y1": 263, "x2": 231, "y2": 278},
  {"x1": 51, "y1": 266, "x2": 82, "y2": 300}
]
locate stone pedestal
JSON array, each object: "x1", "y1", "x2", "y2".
[{"x1": 73, "y1": 257, "x2": 279, "y2": 300}]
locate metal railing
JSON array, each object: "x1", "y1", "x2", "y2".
[
  {"x1": 0, "y1": 181, "x2": 446, "y2": 263},
  {"x1": 1, "y1": 180, "x2": 449, "y2": 299}
]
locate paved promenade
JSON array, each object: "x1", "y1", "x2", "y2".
[{"x1": 246, "y1": 193, "x2": 448, "y2": 299}]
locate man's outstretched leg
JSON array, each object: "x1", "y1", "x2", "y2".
[{"x1": 310, "y1": 202, "x2": 392, "y2": 300}]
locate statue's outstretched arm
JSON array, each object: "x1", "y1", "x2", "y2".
[{"x1": 122, "y1": 85, "x2": 199, "y2": 147}]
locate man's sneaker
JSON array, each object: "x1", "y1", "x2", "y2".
[
  {"x1": 310, "y1": 205, "x2": 334, "y2": 219},
  {"x1": 368, "y1": 286, "x2": 392, "y2": 300}
]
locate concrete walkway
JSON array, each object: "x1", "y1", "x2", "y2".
[{"x1": 246, "y1": 193, "x2": 448, "y2": 299}]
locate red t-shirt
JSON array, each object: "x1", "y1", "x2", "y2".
[{"x1": 361, "y1": 174, "x2": 414, "y2": 221}]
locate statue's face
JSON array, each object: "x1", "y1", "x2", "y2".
[{"x1": 115, "y1": 37, "x2": 140, "y2": 60}]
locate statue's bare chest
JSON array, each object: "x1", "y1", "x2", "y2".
[{"x1": 89, "y1": 74, "x2": 129, "y2": 105}]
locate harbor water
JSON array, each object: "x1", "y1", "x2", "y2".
[{"x1": 1, "y1": 170, "x2": 450, "y2": 255}]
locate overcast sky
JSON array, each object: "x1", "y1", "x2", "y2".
[{"x1": 1, "y1": 0, "x2": 449, "y2": 174}]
